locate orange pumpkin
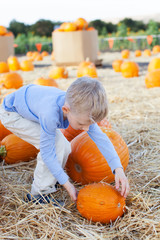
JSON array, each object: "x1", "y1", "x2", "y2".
[
  {"x1": 0, "y1": 26, "x2": 7, "y2": 35},
  {"x1": 66, "y1": 127, "x2": 129, "y2": 184},
  {"x1": 87, "y1": 27, "x2": 96, "y2": 31},
  {"x1": 26, "y1": 51, "x2": 33, "y2": 57},
  {"x1": 148, "y1": 58, "x2": 160, "y2": 72},
  {"x1": 77, "y1": 182, "x2": 126, "y2": 223},
  {"x1": 144, "y1": 49, "x2": 151, "y2": 57},
  {"x1": 152, "y1": 45, "x2": 160, "y2": 54},
  {"x1": 0, "y1": 62, "x2": 9, "y2": 73},
  {"x1": 49, "y1": 67, "x2": 68, "y2": 79},
  {"x1": 61, "y1": 125, "x2": 83, "y2": 142},
  {"x1": 35, "y1": 54, "x2": 43, "y2": 61},
  {"x1": 0, "y1": 121, "x2": 12, "y2": 141},
  {"x1": 121, "y1": 49, "x2": 130, "y2": 59},
  {"x1": 7, "y1": 56, "x2": 20, "y2": 71},
  {"x1": 0, "y1": 134, "x2": 39, "y2": 164},
  {"x1": 63, "y1": 22, "x2": 77, "y2": 32},
  {"x1": 77, "y1": 61, "x2": 98, "y2": 78},
  {"x1": 121, "y1": 61, "x2": 139, "y2": 78},
  {"x1": 59, "y1": 22, "x2": 68, "y2": 30},
  {"x1": 145, "y1": 69, "x2": 160, "y2": 88},
  {"x1": 74, "y1": 18, "x2": 88, "y2": 30},
  {"x1": 112, "y1": 60, "x2": 123, "y2": 72},
  {"x1": 20, "y1": 60, "x2": 34, "y2": 71},
  {"x1": 34, "y1": 77, "x2": 58, "y2": 87},
  {"x1": 0, "y1": 72, "x2": 23, "y2": 89},
  {"x1": 4, "y1": 31, "x2": 14, "y2": 37},
  {"x1": 41, "y1": 51, "x2": 49, "y2": 57},
  {"x1": 54, "y1": 28, "x2": 64, "y2": 32},
  {"x1": 134, "y1": 50, "x2": 142, "y2": 57}
]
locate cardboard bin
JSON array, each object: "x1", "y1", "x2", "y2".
[
  {"x1": 52, "y1": 30, "x2": 99, "y2": 66},
  {"x1": 0, "y1": 35, "x2": 14, "y2": 61}
]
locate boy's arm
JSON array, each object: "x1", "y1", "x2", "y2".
[{"x1": 87, "y1": 123, "x2": 123, "y2": 173}]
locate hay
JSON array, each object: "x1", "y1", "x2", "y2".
[{"x1": 0, "y1": 52, "x2": 160, "y2": 239}]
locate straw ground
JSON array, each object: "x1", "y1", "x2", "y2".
[{"x1": 0, "y1": 51, "x2": 160, "y2": 239}]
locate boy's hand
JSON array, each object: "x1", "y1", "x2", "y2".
[
  {"x1": 63, "y1": 180, "x2": 78, "y2": 202},
  {"x1": 115, "y1": 168, "x2": 130, "y2": 198}
]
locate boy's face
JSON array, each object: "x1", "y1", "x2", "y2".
[{"x1": 67, "y1": 111, "x2": 93, "y2": 131}]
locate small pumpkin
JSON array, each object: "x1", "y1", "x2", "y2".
[
  {"x1": 7, "y1": 56, "x2": 20, "y2": 71},
  {"x1": 20, "y1": 60, "x2": 34, "y2": 71},
  {"x1": 134, "y1": 50, "x2": 141, "y2": 57},
  {"x1": 121, "y1": 49, "x2": 130, "y2": 59},
  {"x1": 0, "y1": 72, "x2": 23, "y2": 89},
  {"x1": 35, "y1": 54, "x2": 43, "y2": 61},
  {"x1": 4, "y1": 31, "x2": 14, "y2": 37},
  {"x1": 77, "y1": 182, "x2": 126, "y2": 223},
  {"x1": 63, "y1": 22, "x2": 77, "y2": 32},
  {"x1": 66, "y1": 127, "x2": 129, "y2": 184},
  {"x1": 0, "y1": 134, "x2": 39, "y2": 164},
  {"x1": 26, "y1": 51, "x2": 33, "y2": 58},
  {"x1": 74, "y1": 18, "x2": 88, "y2": 30},
  {"x1": 41, "y1": 51, "x2": 49, "y2": 57},
  {"x1": 77, "y1": 61, "x2": 98, "y2": 78},
  {"x1": 121, "y1": 61, "x2": 139, "y2": 78},
  {"x1": 34, "y1": 77, "x2": 58, "y2": 87},
  {"x1": 0, "y1": 26, "x2": 7, "y2": 35},
  {"x1": 145, "y1": 69, "x2": 160, "y2": 88},
  {"x1": 112, "y1": 60, "x2": 123, "y2": 72},
  {"x1": 0, "y1": 121, "x2": 12, "y2": 141},
  {"x1": 144, "y1": 49, "x2": 151, "y2": 57},
  {"x1": 87, "y1": 27, "x2": 96, "y2": 31},
  {"x1": 0, "y1": 62, "x2": 9, "y2": 73},
  {"x1": 152, "y1": 45, "x2": 160, "y2": 54},
  {"x1": 148, "y1": 58, "x2": 160, "y2": 72},
  {"x1": 49, "y1": 67, "x2": 68, "y2": 79}
]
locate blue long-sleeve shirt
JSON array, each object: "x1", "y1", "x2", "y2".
[{"x1": 2, "y1": 84, "x2": 122, "y2": 185}]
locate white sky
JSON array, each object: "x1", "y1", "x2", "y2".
[{"x1": 0, "y1": 0, "x2": 159, "y2": 27}]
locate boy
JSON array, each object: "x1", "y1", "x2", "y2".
[{"x1": 0, "y1": 77, "x2": 130, "y2": 204}]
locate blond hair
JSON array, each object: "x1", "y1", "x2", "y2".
[{"x1": 65, "y1": 77, "x2": 108, "y2": 122}]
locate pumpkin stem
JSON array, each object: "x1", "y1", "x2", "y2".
[{"x1": 0, "y1": 145, "x2": 7, "y2": 158}]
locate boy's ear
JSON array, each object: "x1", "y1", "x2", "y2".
[{"x1": 62, "y1": 104, "x2": 70, "y2": 114}]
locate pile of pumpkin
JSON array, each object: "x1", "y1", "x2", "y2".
[
  {"x1": 0, "y1": 25, "x2": 14, "y2": 37},
  {"x1": 54, "y1": 18, "x2": 95, "y2": 32},
  {"x1": 112, "y1": 47, "x2": 160, "y2": 88},
  {"x1": 26, "y1": 50, "x2": 50, "y2": 62}
]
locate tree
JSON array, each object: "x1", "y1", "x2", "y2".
[
  {"x1": 146, "y1": 20, "x2": 159, "y2": 35},
  {"x1": 30, "y1": 19, "x2": 54, "y2": 37},
  {"x1": 8, "y1": 20, "x2": 29, "y2": 37},
  {"x1": 117, "y1": 23, "x2": 127, "y2": 37},
  {"x1": 120, "y1": 18, "x2": 146, "y2": 32}
]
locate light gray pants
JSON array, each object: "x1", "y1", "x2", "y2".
[{"x1": 0, "y1": 105, "x2": 71, "y2": 195}]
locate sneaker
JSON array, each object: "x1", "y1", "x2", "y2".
[{"x1": 24, "y1": 193, "x2": 64, "y2": 207}]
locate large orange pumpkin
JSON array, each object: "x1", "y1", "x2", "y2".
[
  {"x1": 20, "y1": 60, "x2": 34, "y2": 71},
  {"x1": 34, "y1": 77, "x2": 58, "y2": 87},
  {"x1": 121, "y1": 61, "x2": 139, "y2": 78},
  {"x1": 77, "y1": 61, "x2": 98, "y2": 78},
  {"x1": 145, "y1": 69, "x2": 160, "y2": 88},
  {"x1": 143, "y1": 49, "x2": 151, "y2": 57},
  {"x1": 148, "y1": 58, "x2": 160, "y2": 72},
  {"x1": 0, "y1": 62, "x2": 9, "y2": 73},
  {"x1": 7, "y1": 56, "x2": 20, "y2": 71},
  {"x1": 66, "y1": 127, "x2": 129, "y2": 184},
  {"x1": 41, "y1": 51, "x2": 49, "y2": 57},
  {"x1": 112, "y1": 60, "x2": 123, "y2": 72},
  {"x1": 0, "y1": 26, "x2": 7, "y2": 35},
  {"x1": 49, "y1": 67, "x2": 68, "y2": 79},
  {"x1": 0, "y1": 134, "x2": 39, "y2": 164},
  {"x1": 134, "y1": 50, "x2": 142, "y2": 57},
  {"x1": 0, "y1": 72, "x2": 23, "y2": 89},
  {"x1": 0, "y1": 121, "x2": 12, "y2": 141},
  {"x1": 121, "y1": 49, "x2": 130, "y2": 59},
  {"x1": 74, "y1": 18, "x2": 88, "y2": 30},
  {"x1": 77, "y1": 182, "x2": 126, "y2": 223},
  {"x1": 152, "y1": 45, "x2": 160, "y2": 54}
]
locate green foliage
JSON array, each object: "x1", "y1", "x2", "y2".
[
  {"x1": 120, "y1": 18, "x2": 147, "y2": 32},
  {"x1": 101, "y1": 27, "x2": 108, "y2": 36},
  {"x1": 8, "y1": 20, "x2": 29, "y2": 37},
  {"x1": 117, "y1": 23, "x2": 127, "y2": 37},
  {"x1": 146, "y1": 20, "x2": 159, "y2": 35},
  {"x1": 30, "y1": 19, "x2": 54, "y2": 37},
  {"x1": 89, "y1": 20, "x2": 116, "y2": 35}
]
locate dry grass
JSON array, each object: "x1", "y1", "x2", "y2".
[{"x1": 0, "y1": 51, "x2": 160, "y2": 239}]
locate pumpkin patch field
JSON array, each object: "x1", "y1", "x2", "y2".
[{"x1": 0, "y1": 51, "x2": 160, "y2": 239}]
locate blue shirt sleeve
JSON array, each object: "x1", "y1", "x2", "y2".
[{"x1": 87, "y1": 123, "x2": 123, "y2": 173}]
